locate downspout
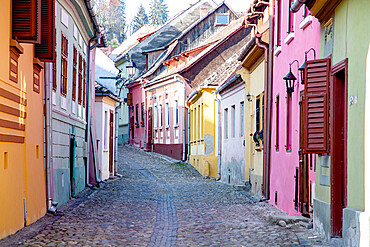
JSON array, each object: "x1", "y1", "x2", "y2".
[
  {"x1": 174, "y1": 75, "x2": 188, "y2": 161},
  {"x1": 255, "y1": 35, "x2": 269, "y2": 200},
  {"x1": 266, "y1": 0, "x2": 275, "y2": 202},
  {"x1": 214, "y1": 95, "x2": 221, "y2": 180},
  {"x1": 85, "y1": 0, "x2": 101, "y2": 187},
  {"x1": 290, "y1": 0, "x2": 307, "y2": 13},
  {"x1": 44, "y1": 62, "x2": 56, "y2": 212}
]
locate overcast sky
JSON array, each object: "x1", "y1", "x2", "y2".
[{"x1": 126, "y1": 0, "x2": 253, "y2": 28}]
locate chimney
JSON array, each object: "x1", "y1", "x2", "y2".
[{"x1": 200, "y1": 6, "x2": 208, "y2": 18}]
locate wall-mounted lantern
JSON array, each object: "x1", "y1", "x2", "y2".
[
  {"x1": 126, "y1": 59, "x2": 137, "y2": 78},
  {"x1": 283, "y1": 60, "x2": 299, "y2": 94},
  {"x1": 246, "y1": 93, "x2": 252, "y2": 102},
  {"x1": 298, "y1": 48, "x2": 316, "y2": 84}
]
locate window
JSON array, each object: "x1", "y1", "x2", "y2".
[
  {"x1": 78, "y1": 54, "x2": 82, "y2": 104},
  {"x1": 224, "y1": 108, "x2": 228, "y2": 139},
  {"x1": 33, "y1": 61, "x2": 42, "y2": 93},
  {"x1": 154, "y1": 105, "x2": 158, "y2": 128},
  {"x1": 286, "y1": 93, "x2": 292, "y2": 151},
  {"x1": 303, "y1": 5, "x2": 309, "y2": 19},
  {"x1": 165, "y1": 102, "x2": 169, "y2": 127},
  {"x1": 52, "y1": 53, "x2": 57, "y2": 91},
  {"x1": 159, "y1": 104, "x2": 163, "y2": 127},
  {"x1": 83, "y1": 59, "x2": 86, "y2": 107},
  {"x1": 194, "y1": 107, "x2": 197, "y2": 140},
  {"x1": 12, "y1": 0, "x2": 39, "y2": 42},
  {"x1": 104, "y1": 111, "x2": 108, "y2": 149},
  {"x1": 135, "y1": 103, "x2": 139, "y2": 124},
  {"x1": 141, "y1": 103, "x2": 145, "y2": 124},
  {"x1": 256, "y1": 97, "x2": 260, "y2": 132},
  {"x1": 240, "y1": 102, "x2": 244, "y2": 137},
  {"x1": 9, "y1": 40, "x2": 23, "y2": 83},
  {"x1": 215, "y1": 14, "x2": 229, "y2": 25},
  {"x1": 72, "y1": 47, "x2": 77, "y2": 101},
  {"x1": 174, "y1": 100, "x2": 179, "y2": 126},
  {"x1": 231, "y1": 105, "x2": 235, "y2": 138},
  {"x1": 287, "y1": 0, "x2": 294, "y2": 33},
  {"x1": 276, "y1": 95, "x2": 280, "y2": 151},
  {"x1": 35, "y1": 0, "x2": 56, "y2": 62},
  {"x1": 60, "y1": 34, "x2": 68, "y2": 96},
  {"x1": 276, "y1": 0, "x2": 282, "y2": 46},
  {"x1": 199, "y1": 104, "x2": 203, "y2": 139}
]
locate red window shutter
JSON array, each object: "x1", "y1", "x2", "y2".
[
  {"x1": 304, "y1": 58, "x2": 331, "y2": 153},
  {"x1": 35, "y1": 0, "x2": 55, "y2": 61},
  {"x1": 12, "y1": 0, "x2": 41, "y2": 43}
]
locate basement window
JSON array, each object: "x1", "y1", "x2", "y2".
[{"x1": 215, "y1": 14, "x2": 229, "y2": 25}]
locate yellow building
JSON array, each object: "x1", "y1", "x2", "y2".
[
  {"x1": 187, "y1": 88, "x2": 218, "y2": 178},
  {"x1": 238, "y1": 38, "x2": 267, "y2": 197},
  {"x1": 0, "y1": 0, "x2": 52, "y2": 239}
]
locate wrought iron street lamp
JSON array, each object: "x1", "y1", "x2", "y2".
[
  {"x1": 298, "y1": 48, "x2": 316, "y2": 84},
  {"x1": 283, "y1": 60, "x2": 299, "y2": 94},
  {"x1": 126, "y1": 60, "x2": 137, "y2": 78}
]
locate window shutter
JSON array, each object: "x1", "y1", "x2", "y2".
[
  {"x1": 127, "y1": 93, "x2": 132, "y2": 106},
  {"x1": 304, "y1": 58, "x2": 330, "y2": 153},
  {"x1": 12, "y1": 0, "x2": 41, "y2": 43},
  {"x1": 35, "y1": 0, "x2": 55, "y2": 61}
]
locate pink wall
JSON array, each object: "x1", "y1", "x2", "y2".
[
  {"x1": 270, "y1": 4, "x2": 320, "y2": 215},
  {"x1": 128, "y1": 82, "x2": 145, "y2": 148}
]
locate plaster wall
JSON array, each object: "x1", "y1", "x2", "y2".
[
  {"x1": 49, "y1": 0, "x2": 93, "y2": 205},
  {"x1": 189, "y1": 89, "x2": 218, "y2": 178},
  {"x1": 95, "y1": 97, "x2": 116, "y2": 181},
  {"x1": 219, "y1": 81, "x2": 246, "y2": 185},
  {"x1": 0, "y1": 0, "x2": 46, "y2": 238},
  {"x1": 270, "y1": 1, "x2": 320, "y2": 215},
  {"x1": 145, "y1": 78, "x2": 189, "y2": 160}
]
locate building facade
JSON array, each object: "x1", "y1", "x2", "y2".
[{"x1": 270, "y1": 0, "x2": 320, "y2": 216}]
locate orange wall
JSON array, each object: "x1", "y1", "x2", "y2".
[{"x1": 0, "y1": 0, "x2": 46, "y2": 239}]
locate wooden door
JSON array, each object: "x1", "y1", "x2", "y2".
[
  {"x1": 109, "y1": 110, "x2": 114, "y2": 175},
  {"x1": 298, "y1": 91, "x2": 309, "y2": 216},
  {"x1": 130, "y1": 116, "x2": 134, "y2": 139},
  {"x1": 330, "y1": 60, "x2": 348, "y2": 237}
]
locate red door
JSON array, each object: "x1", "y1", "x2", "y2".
[
  {"x1": 330, "y1": 60, "x2": 348, "y2": 237},
  {"x1": 109, "y1": 110, "x2": 114, "y2": 175}
]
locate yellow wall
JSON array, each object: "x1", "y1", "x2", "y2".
[
  {"x1": 0, "y1": 1, "x2": 46, "y2": 239},
  {"x1": 189, "y1": 89, "x2": 218, "y2": 178}
]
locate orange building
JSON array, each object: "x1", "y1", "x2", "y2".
[{"x1": 0, "y1": 0, "x2": 55, "y2": 239}]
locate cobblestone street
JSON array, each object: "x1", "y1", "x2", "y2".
[{"x1": 1, "y1": 145, "x2": 328, "y2": 246}]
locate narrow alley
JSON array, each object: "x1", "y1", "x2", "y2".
[{"x1": 1, "y1": 146, "x2": 327, "y2": 246}]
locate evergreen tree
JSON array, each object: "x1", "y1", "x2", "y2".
[
  {"x1": 149, "y1": 0, "x2": 169, "y2": 25},
  {"x1": 92, "y1": 0, "x2": 126, "y2": 44},
  {"x1": 132, "y1": 4, "x2": 149, "y2": 33}
]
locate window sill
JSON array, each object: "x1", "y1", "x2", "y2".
[
  {"x1": 165, "y1": 125, "x2": 170, "y2": 129},
  {"x1": 300, "y1": 15, "x2": 312, "y2": 30},
  {"x1": 274, "y1": 46, "x2": 282, "y2": 56},
  {"x1": 284, "y1": 32, "x2": 295, "y2": 45}
]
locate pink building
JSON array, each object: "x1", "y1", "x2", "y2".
[
  {"x1": 270, "y1": 3, "x2": 320, "y2": 215},
  {"x1": 127, "y1": 81, "x2": 146, "y2": 148}
]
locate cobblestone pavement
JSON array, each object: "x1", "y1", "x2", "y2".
[{"x1": 1, "y1": 145, "x2": 329, "y2": 246}]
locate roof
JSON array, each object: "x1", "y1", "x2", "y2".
[
  {"x1": 215, "y1": 73, "x2": 243, "y2": 94},
  {"x1": 95, "y1": 82, "x2": 121, "y2": 102},
  {"x1": 111, "y1": 25, "x2": 161, "y2": 60},
  {"x1": 146, "y1": 17, "x2": 246, "y2": 85},
  {"x1": 140, "y1": 2, "x2": 240, "y2": 80},
  {"x1": 95, "y1": 48, "x2": 119, "y2": 93},
  {"x1": 114, "y1": 0, "x2": 218, "y2": 77}
]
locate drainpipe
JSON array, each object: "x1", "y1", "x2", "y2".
[
  {"x1": 253, "y1": 1, "x2": 275, "y2": 200},
  {"x1": 290, "y1": 0, "x2": 307, "y2": 13},
  {"x1": 174, "y1": 75, "x2": 187, "y2": 161},
  {"x1": 214, "y1": 95, "x2": 221, "y2": 180},
  {"x1": 44, "y1": 62, "x2": 56, "y2": 213}
]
